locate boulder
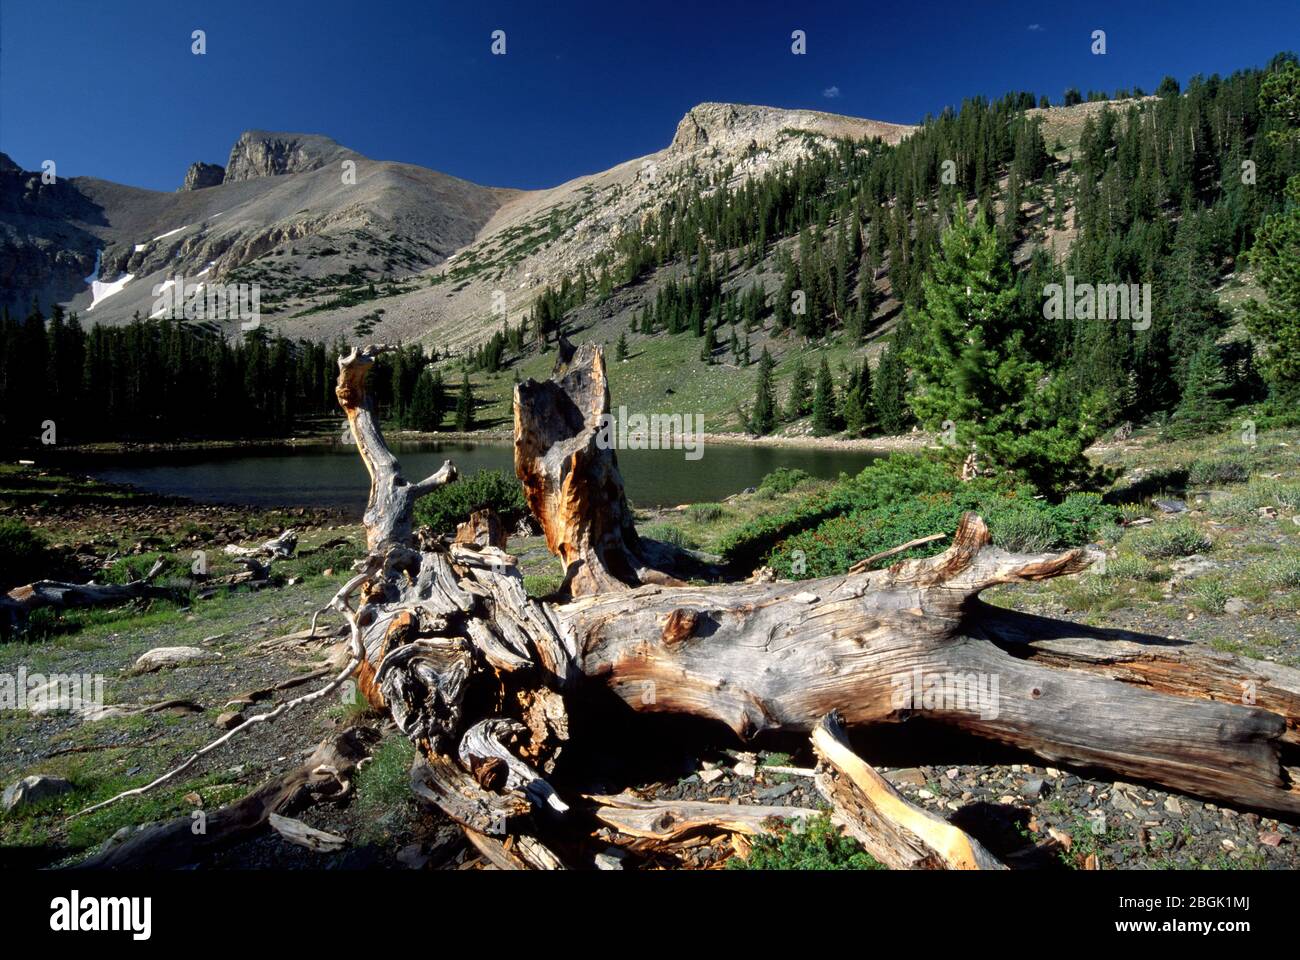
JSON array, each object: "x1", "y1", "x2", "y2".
[{"x1": 3, "y1": 775, "x2": 73, "y2": 812}]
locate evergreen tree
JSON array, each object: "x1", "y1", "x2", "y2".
[
  {"x1": 811, "y1": 356, "x2": 838, "y2": 436},
  {"x1": 751, "y1": 348, "x2": 777, "y2": 435},
  {"x1": 616, "y1": 330, "x2": 629, "y2": 361},
  {"x1": 454, "y1": 372, "x2": 474, "y2": 432},
  {"x1": 784, "y1": 358, "x2": 812, "y2": 420},
  {"x1": 407, "y1": 367, "x2": 444, "y2": 431},
  {"x1": 1245, "y1": 59, "x2": 1300, "y2": 404},
  {"x1": 842, "y1": 360, "x2": 874, "y2": 436},
  {"x1": 1168, "y1": 339, "x2": 1229, "y2": 438},
  {"x1": 872, "y1": 340, "x2": 910, "y2": 434},
  {"x1": 906, "y1": 210, "x2": 1095, "y2": 492}
]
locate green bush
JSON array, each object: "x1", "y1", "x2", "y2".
[
  {"x1": 758, "y1": 467, "x2": 812, "y2": 495},
  {"x1": 728, "y1": 814, "x2": 882, "y2": 870},
  {"x1": 0, "y1": 519, "x2": 53, "y2": 591},
  {"x1": 1261, "y1": 555, "x2": 1300, "y2": 589},
  {"x1": 412, "y1": 469, "x2": 526, "y2": 534},
  {"x1": 988, "y1": 509, "x2": 1056, "y2": 552},
  {"x1": 1187, "y1": 458, "x2": 1251, "y2": 486},
  {"x1": 640, "y1": 524, "x2": 697, "y2": 550},
  {"x1": 720, "y1": 455, "x2": 962, "y2": 568},
  {"x1": 761, "y1": 478, "x2": 1115, "y2": 580},
  {"x1": 1104, "y1": 554, "x2": 1161, "y2": 582},
  {"x1": 1127, "y1": 520, "x2": 1212, "y2": 559},
  {"x1": 1189, "y1": 577, "x2": 1229, "y2": 613},
  {"x1": 686, "y1": 502, "x2": 726, "y2": 523}
]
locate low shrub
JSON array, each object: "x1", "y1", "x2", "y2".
[
  {"x1": 728, "y1": 814, "x2": 882, "y2": 870},
  {"x1": 1189, "y1": 577, "x2": 1229, "y2": 613},
  {"x1": 758, "y1": 467, "x2": 812, "y2": 495},
  {"x1": 0, "y1": 518, "x2": 53, "y2": 591},
  {"x1": 640, "y1": 524, "x2": 697, "y2": 550},
  {"x1": 1104, "y1": 554, "x2": 1160, "y2": 582},
  {"x1": 686, "y1": 502, "x2": 726, "y2": 523},
  {"x1": 413, "y1": 469, "x2": 526, "y2": 534},
  {"x1": 763, "y1": 484, "x2": 1115, "y2": 580},
  {"x1": 1187, "y1": 458, "x2": 1251, "y2": 486},
  {"x1": 1126, "y1": 519, "x2": 1212, "y2": 559},
  {"x1": 1260, "y1": 555, "x2": 1300, "y2": 589}
]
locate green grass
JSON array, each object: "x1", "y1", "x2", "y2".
[
  {"x1": 353, "y1": 735, "x2": 416, "y2": 841},
  {"x1": 728, "y1": 814, "x2": 883, "y2": 870}
]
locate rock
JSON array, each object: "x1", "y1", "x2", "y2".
[
  {"x1": 1153, "y1": 498, "x2": 1188, "y2": 514},
  {"x1": 128, "y1": 646, "x2": 220, "y2": 674},
  {"x1": 1048, "y1": 827, "x2": 1073, "y2": 850},
  {"x1": 1224, "y1": 597, "x2": 1248, "y2": 614},
  {"x1": 1259, "y1": 831, "x2": 1284, "y2": 847},
  {"x1": 3, "y1": 774, "x2": 73, "y2": 812},
  {"x1": 1111, "y1": 790, "x2": 1138, "y2": 813},
  {"x1": 594, "y1": 848, "x2": 627, "y2": 870},
  {"x1": 1021, "y1": 777, "x2": 1046, "y2": 799},
  {"x1": 883, "y1": 767, "x2": 926, "y2": 787},
  {"x1": 756, "y1": 782, "x2": 797, "y2": 801},
  {"x1": 917, "y1": 788, "x2": 935, "y2": 800},
  {"x1": 224, "y1": 131, "x2": 349, "y2": 182},
  {"x1": 397, "y1": 843, "x2": 431, "y2": 869},
  {"x1": 733, "y1": 762, "x2": 757, "y2": 778},
  {"x1": 179, "y1": 161, "x2": 225, "y2": 191},
  {"x1": 1163, "y1": 796, "x2": 1183, "y2": 815},
  {"x1": 215, "y1": 710, "x2": 245, "y2": 730},
  {"x1": 1258, "y1": 506, "x2": 1279, "y2": 519},
  {"x1": 945, "y1": 767, "x2": 960, "y2": 780},
  {"x1": 699, "y1": 768, "x2": 724, "y2": 784}
]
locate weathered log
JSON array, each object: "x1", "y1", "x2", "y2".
[
  {"x1": 337, "y1": 345, "x2": 457, "y2": 549},
  {"x1": 553, "y1": 518, "x2": 1300, "y2": 814},
  {"x1": 5, "y1": 557, "x2": 172, "y2": 618},
  {"x1": 224, "y1": 529, "x2": 298, "y2": 559},
  {"x1": 588, "y1": 793, "x2": 819, "y2": 841},
  {"x1": 812, "y1": 712, "x2": 1004, "y2": 869},
  {"x1": 513, "y1": 338, "x2": 686, "y2": 596},
  {"x1": 76, "y1": 726, "x2": 377, "y2": 869},
  {"x1": 337, "y1": 339, "x2": 1300, "y2": 871}
]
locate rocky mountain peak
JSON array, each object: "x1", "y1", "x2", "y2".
[
  {"x1": 0, "y1": 153, "x2": 22, "y2": 174},
  {"x1": 669, "y1": 101, "x2": 914, "y2": 155},
  {"x1": 180, "y1": 161, "x2": 225, "y2": 191},
  {"x1": 223, "y1": 131, "x2": 352, "y2": 182}
]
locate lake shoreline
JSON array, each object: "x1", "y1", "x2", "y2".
[{"x1": 41, "y1": 428, "x2": 932, "y2": 458}]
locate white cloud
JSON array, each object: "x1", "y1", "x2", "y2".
[
  {"x1": 822, "y1": 85, "x2": 841, "y2": 99},
  {"x1": 1027, "y1": 23, "x2": 1044, "y2": 32}
]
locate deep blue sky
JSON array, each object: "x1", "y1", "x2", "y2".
[{"x1": 2, "y1": 0, "x2": 1297, "y2": 192}]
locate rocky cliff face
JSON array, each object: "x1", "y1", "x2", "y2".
[
  {"x1": 223, "y1": 131, "x2": 350, "y2": 182},
  {"x1": 670, "y1": 102, "x2": 913, "y2": 156},
  {"x1": 180, "y1": 162, "x2": 225, "y2": 191},
  {"x1": 0, "y1": 156, "x2": 104, "y2": 311}
]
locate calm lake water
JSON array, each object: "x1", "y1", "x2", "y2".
[{"x1": 76, "y1": 441, "x2": 882, "y2": 513}]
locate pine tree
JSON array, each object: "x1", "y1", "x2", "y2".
[
  {"x1": 784, "y1": 358, "x2": 812, "y2": 421},
  {"x1": 407, "y1": 367, "x2": 444, "y2": 431},
  {"x1": 843, "y1": 360, "x2": 873, "y2": 436},
  {"x1": 616, "y1": 330, "x2": 629, "y2": 361},
  {"x1": 1245, "y1": 59, "x2": 1300, "y2": 405},
  {"x1": 454, "y1": 372, "x2": 474, "y2": 432},
  {"x1": 872, "y1": 340, "x2": 910, "y2": 434},
  {"x1": 751, "y1": 348, "x2": 777, "y2": 435},
  {"x1": 1168, "y1": 339, "x2": 1229, "y2": 438},
  {"x1": 811, "y1": 356, "x2": 838, "y2": 436},
  {"x1": 906, "y1": 209, "x2": 1095, "y2": 492}
]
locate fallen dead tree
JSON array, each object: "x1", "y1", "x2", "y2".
[
  {"x1": 3, "y1": 557, "x2": 172, "y2": 621},
  {"x1": 75, "y1": 340, "x2": 1300, "y2": 868}
]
